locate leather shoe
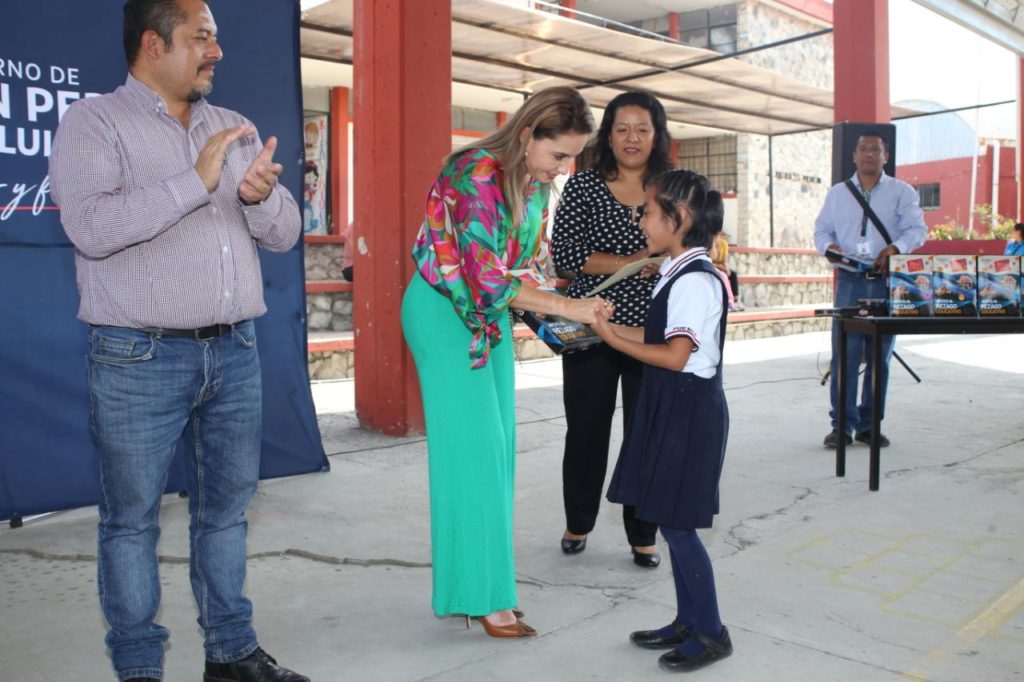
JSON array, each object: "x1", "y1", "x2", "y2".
[
  {"x1": 204, "y1": 648, "x2": 309, "y2": 682},
  {"x1": 658, "y1": 626, "x2": 733, "y2": 672},
  {"x1": 632, "y1": 547, "x2": 661, "y2": 568},
  {"x1": 823, "y1": 429, "x2": 853, "y2": 449},
  {"x1": 630, "y1": 623, "x2": 691, "y2": 649},
  {"x1": 560, "y1": 535, "x2": 587, "y2": 554},
  {"x1": 126, "y1": 679, "x2": 160, "y2": 681},
  {"x1": 855, "y1": 430, "x2": 890, "y2": 447}
]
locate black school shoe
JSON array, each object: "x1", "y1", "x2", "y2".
[
  {"x1": 204, "y1": 648, "x2": 309, "y2": 682},
  {"x1": 658, "y1": 626, "x2": 733, "y2": 672},
  {"x1": 630, "y1": 623, "x2": 692, "y2": 649},
  {"x1": 126, "y1": 679, "x2": 160, "y2": 681}
]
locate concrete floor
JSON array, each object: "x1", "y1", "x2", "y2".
[{"x1": 1, "y1": 331, "x2": 1022, "y2": 681}]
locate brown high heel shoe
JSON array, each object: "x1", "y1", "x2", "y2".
[{"x1": 466, "y1": 613, "x2": 538, "y2": 638}]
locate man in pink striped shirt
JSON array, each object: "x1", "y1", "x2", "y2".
[{"x1": 48, "y1": 1, "x2": 306, "y2": 680}]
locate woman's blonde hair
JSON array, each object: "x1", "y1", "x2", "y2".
[{"x1": 448, "y1": 86, "x2": 594, "y2": 227}]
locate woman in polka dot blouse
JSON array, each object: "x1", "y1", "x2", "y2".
[{"x1": 551, "y1": 91, "x2": 674, "y2": 568}]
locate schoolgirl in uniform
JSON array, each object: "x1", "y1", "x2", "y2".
[{"x1": 590, "y1": 169, "x2": 732, "y2": 673}]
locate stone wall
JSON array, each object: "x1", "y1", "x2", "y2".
[
  {"x1": 734, "y1": 0, "x2": 834, "y2": 248},
  {"x1": 726, "y1": 315, "x2": 830, "y2": 340},
  {"x1": 742, "y1": 279, "x2": 831, "y2": 308},
  {"x1": 309, "y1": 350, "x2": 354, "y2": 380},
  {"x1": 730, "y1": 249, "x2": 826, "y2": 276},
  {"x1": 304, "y1": 242, "x2": 344, "y2": 281},
  {"x1": 737, "y1": 0, "x2": 832, "y2": 90},
  {"x1": 307, "y1": 292, "x2": 353, "y2": 332}
]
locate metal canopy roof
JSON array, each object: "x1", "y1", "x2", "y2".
[
  {"x1": 299, "y1": 0, "x2": 902, "y2": 136},
  {"x1": 914, "y1": 0, "x2": 1024, "y2": 53}
]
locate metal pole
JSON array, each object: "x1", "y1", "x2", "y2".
[{"x1": 768, "y1": 135, "x2": 775, "y2": 247}]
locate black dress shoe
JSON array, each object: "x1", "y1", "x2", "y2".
[
  {"x1": 126, "y1": 678, "x2": 160, "y2": 681},
  {"x1": 855, "y1": 430, "x2": 890, "y2": 447},
  {"x1": 658, "y1": 626, "x2": 733, "y2": 672},
  {"x1": 561, "y1": 535, "x2": 587, "y2": 554},
  {"x1": 632, "y1": 548, "x2": 661, "y2": 568},
  {"x1": 629, "y1": 623, "x2": 691, "y2": 649},
  {"x1": 204, "y1": 648, "x2": 309, "y2": 682}
]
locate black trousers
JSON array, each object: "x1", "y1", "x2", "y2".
[
  {"x1": 561, "y1": 342, "x2": 658, "y2": 547},
  {"x1": 728, "y1": 270, "x2": 739, "y2": 299}
]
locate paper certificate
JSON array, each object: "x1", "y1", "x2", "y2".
[{"x1": 584, "y1": 257, "x2": 666, "y2": 297}]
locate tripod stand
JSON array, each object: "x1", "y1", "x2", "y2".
[{"x1": 820, "y1": 348, "x2": 921, "y2": 386}]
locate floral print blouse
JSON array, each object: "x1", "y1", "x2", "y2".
[{"x1": 412, "y1": 149, "x2": 549, "y2": 368}]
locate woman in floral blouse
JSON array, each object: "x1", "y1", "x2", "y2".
[{"x1": 401, "y1": 87, "x2": 606, "y2": 638}]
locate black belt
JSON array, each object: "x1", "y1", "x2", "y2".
[
  {"x1": 840, "y1": 269, "x2": 882, "y2": 280},
  {"x1": 144, "y1": 323, "x2": 236, "y2": 340}
]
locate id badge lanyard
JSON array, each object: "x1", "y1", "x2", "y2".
[{"x1": 857, "y1": 186, "x2": 873, "y2": 258}]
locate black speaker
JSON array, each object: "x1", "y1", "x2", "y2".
[{"x1": 831, "y1": 122, "x2": 896, "y2": 186}]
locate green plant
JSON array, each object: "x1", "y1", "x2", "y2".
[{"x1": 928, "y1": 204, "x2": 1015, "y2": 240}]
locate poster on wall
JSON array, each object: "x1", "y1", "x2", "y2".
[
  {"x1": 303, "y1": 114, "x2": 328, "y2": 234},
  {"x1": 0, "y1": 0, "x2": 328, "y2": 520}
]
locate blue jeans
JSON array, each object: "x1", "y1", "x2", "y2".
[
  {"x1": 88, "y1": 321, "x2": 262, "y2": 681},
  {"x1": 829, "y1": 271, "x2": 895, "y2": 434}
]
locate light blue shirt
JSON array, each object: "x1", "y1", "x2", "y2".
[
  {"x1": 1004, "y1": 241, "x2": 1024, "y2": 256},
  {"x1": 813, "y1": 172, "x2": 927, "y2": 261}
]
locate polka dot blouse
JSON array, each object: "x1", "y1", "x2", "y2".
[{"x1": 551, "y1": 168, "x2": 656, "y2": 327}]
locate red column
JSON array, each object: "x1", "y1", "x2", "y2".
[
  {"x1": 669, "y1": 138, "x2": 679, "y2": 167},
  {"x1": 668, "y1": 12, "x2": 679, "y2": 41},
  {"x1": 832, "y1": 0, "x2": 890, "y2": 123},
  {"x1": 329, "y1": 87, "x2": 350, "y2": 235},
  {"x1": 1018, "y1": 56, "x2": 1024, "y2": 219},
  {"x1": 560, "y1": 0, "x2": 576, "y2": 19},
  {"x1": 353, "y1": 0, "x2": 451, "y2": 434}
]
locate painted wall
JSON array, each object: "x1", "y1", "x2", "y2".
[{"x1": 896, "y1": 145, "x2": 1019, "y2": 229}]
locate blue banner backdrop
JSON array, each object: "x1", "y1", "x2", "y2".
[{"x1": 0, "y1": 0, "x2": 329, "y2": 520}]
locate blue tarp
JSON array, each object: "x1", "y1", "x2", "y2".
[{"x1": 0, "y1": 0, "x2": 328, "y2": 520}]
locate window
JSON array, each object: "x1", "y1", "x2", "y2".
[
  {"x1": 916, "y1": 183, "x2": 940, "y2": 211},
  {"x1": 677, "y1": 5, "x2": 738, "y2": 53},
  {"x1": 678, "y1": 136, "x2": 737, "y2": 193},
  {"x1": 628, "y1": 4, "x2": 737, "y2": 53}
]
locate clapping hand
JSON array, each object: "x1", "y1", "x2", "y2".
[
  {"x1": 195, "y1": 125, "x2": 256, "y2": 193},
  {"x1": 238, "y1": 136, "x2": 284, "y2": 205}
]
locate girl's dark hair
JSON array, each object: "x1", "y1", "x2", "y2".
[
  {"x1": 1015, "y1": 222, "x2": 1024, "y2": 237},
  {"x1": 646, "y1": 169, "x2": 723, "y2": 250},
  {"x1": 590, "y1": 91, "x2": 672, "y2": 182}
]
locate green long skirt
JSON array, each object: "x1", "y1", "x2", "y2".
[{"x1": 401, "y1": 273, "x2": 518, "y2": 616}]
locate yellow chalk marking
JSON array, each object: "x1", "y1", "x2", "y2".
[{"x1": 901, "y1": 576, "x2": 1024, "y2": 680}]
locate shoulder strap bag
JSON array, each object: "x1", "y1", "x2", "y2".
[{"x1": 844, "y1": 180, "x2": 893, "y2": 246}]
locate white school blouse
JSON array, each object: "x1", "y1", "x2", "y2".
[{"x1": 651, "y1": 248, "x2": 724, "y2": 378}]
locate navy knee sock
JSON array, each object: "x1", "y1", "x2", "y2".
[{"x1": 660, "y1": 526, "x2": 723, "y2": 656}]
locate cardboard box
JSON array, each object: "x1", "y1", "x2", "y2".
[
  {"x1": 932, "y1": 255, "x2": 977, "y2": 316},
  {"x1": 889, "y1": 255, "x2": 932, "y2": 316},
  {"x1": 978, "y1": 255, "x2": 1021, "y2": 316}
]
